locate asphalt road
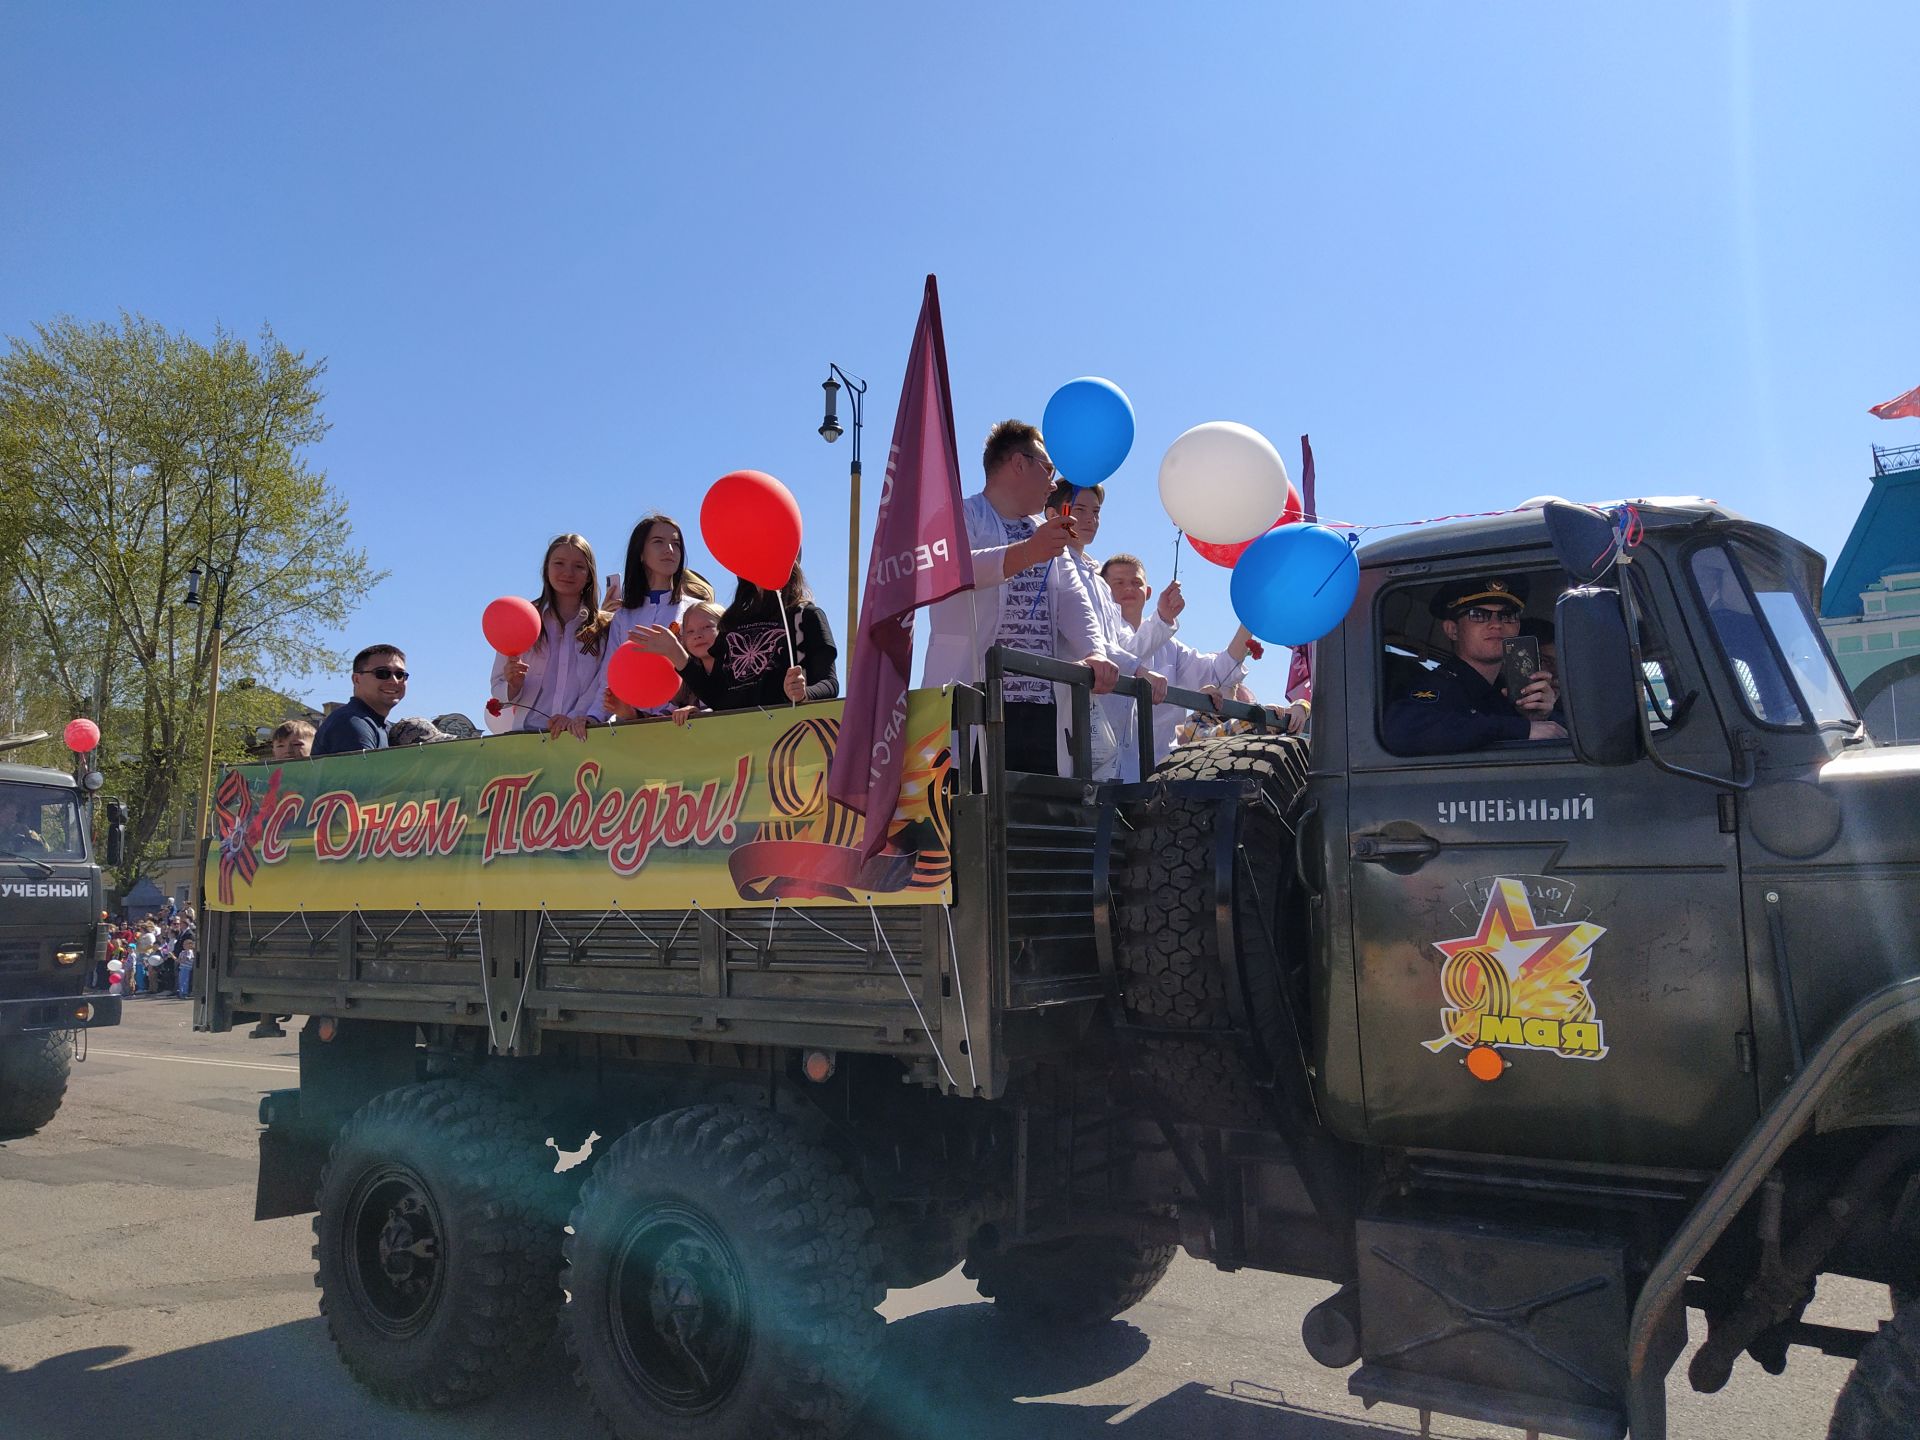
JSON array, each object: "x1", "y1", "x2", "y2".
[{"x1": 0, "y1": 1001, "x2": 1886, "y2": 1440}]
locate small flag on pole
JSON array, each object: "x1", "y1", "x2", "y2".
[
  {"x1": 1870, "y1": 383, "x2": 1920, "y2": 421},
  {"x1": 827, "y1": 276, "x2": 974, "y2": 858}
]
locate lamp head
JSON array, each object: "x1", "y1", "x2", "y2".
[
  {"x1": 819, "y1": 374, "x2": 843, "y2": 443},
  {"x1": 184, "y1": 564, "x2": 203, "y2": 606}
]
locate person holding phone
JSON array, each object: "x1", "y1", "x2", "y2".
[{"x1": 1382, "y1": 575, "x2": 1566, "y2": 755}]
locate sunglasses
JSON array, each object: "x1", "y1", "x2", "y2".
[
  {"x1": 1023, "y1": 451, "x2": 1056, "y2": 478},
  {"x1": 358, "y1": 666, "x2": 410, "y2": 681},
  {"x1": 1456, "y1": 607, "x2": 1521, "y2": 625}
]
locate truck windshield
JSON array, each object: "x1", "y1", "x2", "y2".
[
  {"x1": 1691, "y1": 542, "x2": 1855, "y2": 729},
  {"x1": 0, "y1": 785, "x2": 86, "y2": 861}
]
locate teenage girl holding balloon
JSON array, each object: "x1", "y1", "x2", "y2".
[{"x1": 486, "y1": 532, "x2": 611, "y2": 739}]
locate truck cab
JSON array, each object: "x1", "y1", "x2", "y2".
[{"x1": 0, "y1": 756, "x2": 124, "y2": 1133}]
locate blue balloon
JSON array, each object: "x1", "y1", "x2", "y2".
[
  {"x1": 1230, "y1": 524, "x2": 1360, "y2": 646},
  {"x1": 1042, "y1": 377, "x2": 1135, "y2": 487}
]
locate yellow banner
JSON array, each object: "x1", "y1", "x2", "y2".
[{"x1": 206, "y1": 691, "x2": 955, "y2": 911}]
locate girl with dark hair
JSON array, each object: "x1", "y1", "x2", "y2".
[
  {"x1": 630, "y1": 563, "x2": 838, "y2": 713},
  {"x1": 487, "y1": 532, "x2": 611, "y2": 739},
  {"x1": 603, "y1": 514, "x2": 716, "y2": 651},
  {"x1": 600, "y1": 514, "x2": 717, "y2": 714}
]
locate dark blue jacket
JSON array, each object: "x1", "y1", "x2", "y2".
[{"x1": 1382, "y1": 654, "x2": 1535, "y2": 755}]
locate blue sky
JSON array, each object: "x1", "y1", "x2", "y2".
[{"x1": 5, "y1": 3, "x2": 1917, "y2": 722}]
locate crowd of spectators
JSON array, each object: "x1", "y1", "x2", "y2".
[{"x1": 97, "y1": 900, "x2": 196, "y2": 999}]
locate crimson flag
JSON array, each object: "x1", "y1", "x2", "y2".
[
  {"x1": 828, "y1": 276, "x2": 974, "y2": 857},
  {"x1": 1870, "y1": 383, "x2": 1920, "y2": 421},
  {"x1": 1286, "y1": 435, "x2": 1316, "y2": 703}
]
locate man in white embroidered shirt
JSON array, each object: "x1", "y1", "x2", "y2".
[{"x1": 920, "y1": 420, "x2": 1119, "y2": 775}]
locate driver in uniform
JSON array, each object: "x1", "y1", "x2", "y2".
[
  {"x1": 1383, "y1": 575, "x2": 1566, "y2": 754},
  {"x1": 1, "y1": 800, "x2": 48, "y2": 852}
]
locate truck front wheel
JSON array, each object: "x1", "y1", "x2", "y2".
[
  {"x1": 562, "y1": 1104, "x2": 883, "y2": 1440},
  {"x1": 964, "y1": 1228, "x2": 1176, "y2": 1326},
  {"x1": 0, "y1": 1032, "x2": 73, "y2": 1136},
  {"x1": 1829, "y1": 1298, "x2": 1920, "y2": 1438},
  {"x1": 312, "y1": 1079, "x2": 569, "y2": 1408}
]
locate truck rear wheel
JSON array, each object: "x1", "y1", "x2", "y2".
[
  {"x1": 964, "y1": 1229, "x2": 1175, "y2": 1326},
  {"x1": 562, "y1": 1104, "x2": 882, "y2": 1440},
  {"x1": 1829, "y1": 1298, "x2": 1920, "y2": 1439},
  {"x1": 312, "y1": 1078, "x2": 569, "y2": 1409},
  {"x1": 0, "y1": 1032, "x2": 73, "y2": 1136},
  {"x1": 1114, "y1": 734, "x2": 1310, "y2": 1125}
]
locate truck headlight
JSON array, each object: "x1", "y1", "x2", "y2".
[{"x1": 55, "y1": 950, "x2": 82, "y2": 966}]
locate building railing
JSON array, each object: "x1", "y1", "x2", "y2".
[{"x1": 1872, "y1": 443, "x2": 1920, "y2": 477}]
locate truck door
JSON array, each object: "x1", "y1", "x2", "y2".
[{"x1": 1342, "y1": 554, "x2": 1757, "y2": 1169}]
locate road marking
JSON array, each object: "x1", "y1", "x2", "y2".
[{"x1": 86, "y1": 1049, "x2": 298, "y2": 1074}]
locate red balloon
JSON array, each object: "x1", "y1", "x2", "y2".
[
  {"x1": 607, "y1": 643, "x2": 681, "y2": 709},
  {"x1": 482, "y1": 596, "x2": 542, "y2": 655},
  {"x1": 1185, "y1": 483, "x2": 1305, "y2": 567},
  {"x1": 701, "y1": 470, "x2": 802, "y2": 589},
  {"x1": 64, "y1": 717, "x2": 100, "y2": 753}
]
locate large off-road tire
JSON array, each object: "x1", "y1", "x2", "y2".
[
  {"x1": 964, "y1": 1229, "x2": 1176, "y2": 1327},
  {"x1": 312, "y1": 1078, "x2": 570, "y2": 1409},
  {"x1": 1114, "y1": 733, "x2": 1310, "y2": 1125},
  {"x1": 1829, "y1": 1299, "x2": 1920, "y2": 1438},
  {"x1": 0, "y1": 1032, "x2": 73, "y2": 1136},
  {"x1": 562, "y1": 1104, "x2": 883, "y2": 1440}
]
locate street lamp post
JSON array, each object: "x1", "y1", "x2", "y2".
[
  {"x1": 183, "y1": 561, "x2": 232, "y2": 909},
  {"x1": 818, "y1": 364, "x2": 867, "y2": 659}
]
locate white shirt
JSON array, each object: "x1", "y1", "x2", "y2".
[
  {"x1": 1137, "y1": 631, "x2": 1247, "y2": 762},
  {"x1": 486, "y1": 608, "x2": 607, "y2": 733},
  {"x1": 597, "y1": 593, "x2": 698, "y2": 716},
  {"x1": 1066, "y1": 550, "x2": 1177, "y2": 781}
]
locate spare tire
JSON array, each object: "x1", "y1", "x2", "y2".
[{"x1": 1113, "y1": 733, "x2": 1311, "y2": 1125}]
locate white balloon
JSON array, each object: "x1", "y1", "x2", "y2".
[{"x1": 1158, "y1": 421, "x2": 1292, "y2": 544}]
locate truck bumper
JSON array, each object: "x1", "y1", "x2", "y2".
[{"x1": 0, "y1": 994, "x2": 121, "y2": 1037}]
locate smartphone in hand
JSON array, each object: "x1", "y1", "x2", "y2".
[{"x1": 1502, "y1": 635, "x2": 1541, "y2": 700}]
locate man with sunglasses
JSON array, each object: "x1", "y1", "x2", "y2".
[
  {"x1": 311, "y1": 645, "x2": 410, "y2": 756},
  {"x1": 1383, "y1": 576, "x2": 1566, "y2": 755}
]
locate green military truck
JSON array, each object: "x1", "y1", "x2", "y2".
[
  {"x1": 0, "y1": 743, "x2": 125, "y2": 1134},
  {"x1": 199, "y1": 498, "x2": 1920, "y2": 1440}
]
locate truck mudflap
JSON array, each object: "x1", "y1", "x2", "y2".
[
  {"x1": 1626, "y1": 975, "x2": 1920, "y2": 1440},
  {"x1": 256, "y1": 1088, "x2": 330, "y2": 1221},
  {"x1": 0, "y1": 994, "x2": 120, "y2": 1037}
]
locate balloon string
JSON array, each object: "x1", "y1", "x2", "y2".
[
  {"x1": 783, "y1": 599, "x2": 798, "y2": 706},
  {"x1": 1023, "y1": 489, "x2": 1075, "y2": 620},
  {"x1": 1023, "y1": 558, "x2": 1053, "y2": 620},
  {"x1": 1172, "y1": 529, "x2": 1183, "y2": 583},
  {"x1": 1312, "y1": 533, "x2": 1363, "y2": 597}
]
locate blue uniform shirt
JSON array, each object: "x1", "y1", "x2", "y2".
[{"x1": 1382, "y1": 653, "x2": 1536, "y2": 756}]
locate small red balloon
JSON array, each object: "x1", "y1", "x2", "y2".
[
  {"x1": 607, "y1": 643, "x2": 681, "y2": 709},
  {"x1": 701, "y1": 470, "x2": 802, "y2": 589},
  {"x1": 1185, "y1": 483, "x2": 1305, "y2": 567},
  {"x1": 64, "y1": 717, "x2": 100, "y2": 753},
  {"x1": 482, "y1": 596, "x2": 542, "y2": 655}
]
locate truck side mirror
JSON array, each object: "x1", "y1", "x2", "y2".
[
  {"x1": 1556, "y1": 587, "x2": 1642, "y2": 766},
  {"x1": 1542, "y1": 501, "x2": 1620, "y2": 584},
  {"x1": 105, "y1": 800, "x2": 127, "y2": 867}
]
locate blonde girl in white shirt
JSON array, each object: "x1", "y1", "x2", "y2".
[{"x1": 487, "y1": 532, "x2": 612, "y2": 739}]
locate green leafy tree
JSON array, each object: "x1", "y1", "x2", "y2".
[{"x1": 0, "y1": 314, "x2": 383, "y2": 886}]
